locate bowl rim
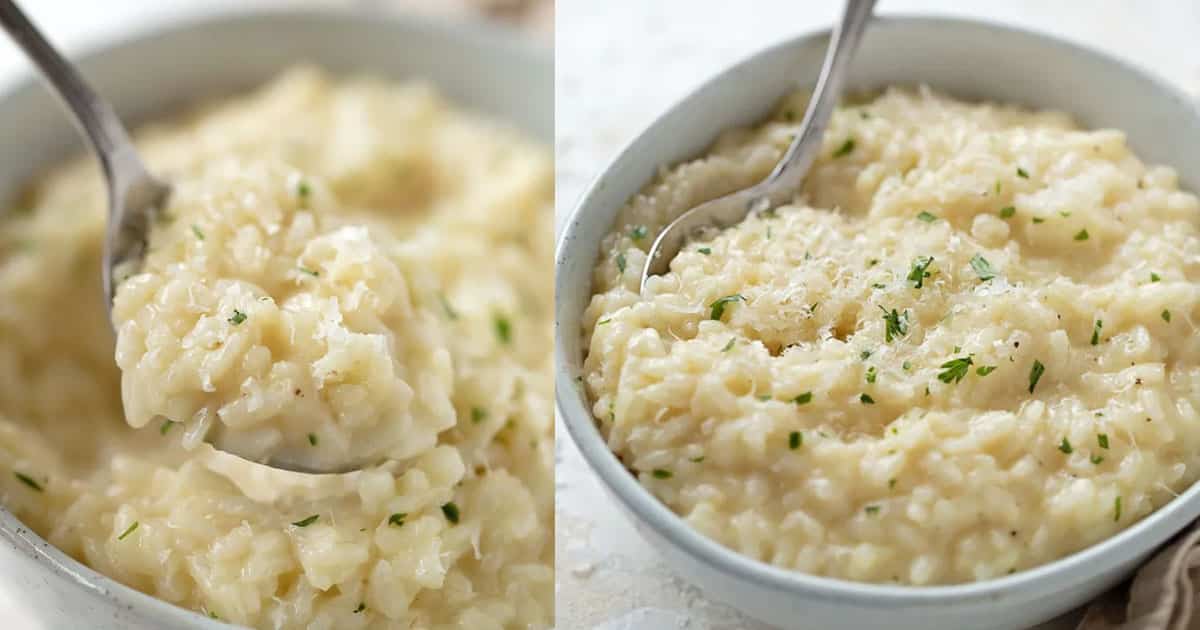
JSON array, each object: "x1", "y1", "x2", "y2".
[
  {"x1": 555, "y1": 13, "x2": 1200, "y2": 607},
  {"x1": 0, "y1": 6, "x2": 547, "y2": 626}
]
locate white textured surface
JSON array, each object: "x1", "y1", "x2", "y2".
[{"x1": 554, "y1": 1, "x2": 1200, "y2": 629}]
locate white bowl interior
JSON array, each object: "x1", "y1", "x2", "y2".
[
  {"x1": 556, "y1": 15, "x2": 1200, "y2": 630},
  {"x1": 0, "y1": 9, "x2": 549, "y2": 629}
]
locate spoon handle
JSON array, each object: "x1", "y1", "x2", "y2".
[
  {"x1": 764, "y1": 0, "x2": 875, "y2": 199},
  {"x1": 0, "y1": 0, "x2": 148, "y2": 186}
]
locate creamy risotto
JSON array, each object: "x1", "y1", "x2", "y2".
[
  {"x1": 0, "y1": 68, "x2": 553, "y2": 628},
  {"x1": 583, "y1": 87, "x2": 1200, "y2": 585}
]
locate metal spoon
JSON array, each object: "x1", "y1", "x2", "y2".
[
  {"x1": 0, "y1": 1, "x2": 363, "y2": 475},
  {"x1": 0, "y1": 0, "x2": 168, "y2": 312},
  {"x1": 640, "y1": 0, "x2": 875, "y2": 292}
]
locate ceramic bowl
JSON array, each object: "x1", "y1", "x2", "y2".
[
  {"x1": 555, "y1": 15, "x2": 1200, "y2": 630},
  {"x1": 0, "y1": 8, "x2": 549, "y2": 628}
]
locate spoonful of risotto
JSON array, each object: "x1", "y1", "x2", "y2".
[
  {"x1": 1, "y1": 2, "x2": 454, "y2": 474},
  {"x1": 640, "y1": 0, "x2": 875, "y2": 292},
  {"x1": 0, "y1": 0, "x2": 168, "y2": 312}
]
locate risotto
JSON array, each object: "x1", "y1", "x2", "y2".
[
  {"x1": 0, "y1": 67, "x2": 553, "y2": 628},
  {"x1": 582, "y1": 86, "x2": 1200, "y2": 585}
]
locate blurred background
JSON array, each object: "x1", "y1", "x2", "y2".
[
  {"x1": 0, "y1": 0, "x2": 551, "y2": 92},
  {"x1": 556, "y1": 1, "x2": 1200, "y2": 629}
]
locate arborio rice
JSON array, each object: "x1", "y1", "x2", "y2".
[
  {"x1": 0, "y1": 68, "x2": 553, "y2": 628},
  {"x1": 583, "y1": 86, "x2": 1200, "y2": 585}
]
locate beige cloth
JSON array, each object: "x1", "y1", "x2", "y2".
[{"x1": 1078, "y1": 525, "x2": 1200, "y2": 630}]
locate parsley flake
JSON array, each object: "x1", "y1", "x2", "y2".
[
  {"x1": 1058, "y1": 437, "x2": 1073, "y2": 454},
  {"x1": 721, "y1": 338, "x2": 736, "y2": 352},
  {"x1": 1162, "y1": 309, "x2": 1172, "y2": 323},
  {"x1": 976, "y1": 365, "x2": 996, "y2": 376},
  {"x1": 307, "y1": 433, "x2": 318, "y2": 446},
  {"x1": 1098, "y1": 434, "x2": 1109, "y2": 449},
  {"x1": 615, "y1": 251, "x2": 627, "y2": 274},
  {"x1": 1151, "y1": 272, "x2": 1161, "y2": 282},
  {"x1": 1000, "y1": 206, "x2": 1016, "y2": 218},
  {"x1": 865, "y1": 366, "x2": 877, "y2": 384},
  {"x1": 1028, "y1": 360, "x2": 1045, "y2": 393},
  {"x1": 651, "y1": 469, "x2": 673, "y2": 479},
  {"x1": 917, "y1": 211, "x2": 937, "y2": 223},
  {"x1": 14, "y1": 472, "x2": 41, "y2": 492},
  {"x1": 879, "y1": 306, "x2": 909, "y2": 342},
  {"x1": 1073, "y1": 229, "x2": 1090, "y2": 241},
  {"x1": 1114, "y1": 496, "x2": 1122, "y2": 521},
  {"x1": 789, "y1": 431, "x2": 802, "y2": 450},
  {"x1": 471, "y1": 407, "x2": 487, "y2": 423},
  {"x1": 709, "y1": 294, "x2": 745, "y2": 320},
  {"x1": 494, "y1": 315, "x2": 513, "y2": 344},
  {"x1": 117, "y1": 521, "x2": 139, "y2": 540},
  {"x1": 969, "y1": 254, "x2": 997, "y2": 281},
  {"x1": 1091, "y1": 319, "x2": 1103, "y2": 345},
  {"x1": 1017, "y1": 167, "x2": 1029, "y2": 179},
  {"x1": 292, "y1": 515, "x2": 319, "y2": 527},
  {"x1": 159, "y1": 420, "x2": 176, "y2": 435},
  {"x1": 388, "y1": 513, "x2": 407, "y2": 527},
  {"x1": 833, "y1": 138, "x2": 856, "y2": 158},
  {"x1": 629, "y1": 225, "x2": 648, "y2": 241},
  {"x1": 864, "y1": 505, "x2": 880, "y2": 515},
  {"x1": 1090, "y1": 455, "x2": 1104, "y2": 464},
  {"x1": 937, "y1": 356, "x2": 974, "y2": 384},
  {"x1": 298, "y1": 266, "x2": 320, "y2": 277},
  {"x1": 907, "y1": 256, "x2": 934, "y2": 289},
  {"x1": 860, "y1": 393, "x2": 876, "y2": 405},
  {"x1": 191, "y1": 224, "x2": 205, "y2": 240},
  {"x1": 442, "y1": 502, "x2": 461, "y2": 523},
  {"x1": 794, "y1": 392, "x2": 813, "y2": 405},
  {"x1": 354, "y1": 603, "x2": 366, "y2": 614},
  {"x1": 698, "y1": 247, "x2": 712, "y2": 255},
  {"x1": 228, "y1": 310, "x2": 247, "y2": 325}
]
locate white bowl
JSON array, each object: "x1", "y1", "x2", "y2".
[
  {"x1": 555, "y1": 16, "x2": 1200, "y2": 630},
  {"x1": 0, "y1": 9, "x2": 549, "y2": 629}
]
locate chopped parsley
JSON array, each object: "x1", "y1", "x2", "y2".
[
  {"x1": 916, "y1": 211, "x2": 938, "y2": 223},
  {"x1": 307, "y1": 433, "x2": 318, "y2": 446},
  {"x1": 888, "y1": 478, "x2": 897, "y2": 489},
  {"x1": 976, "y1": 365, "x2": 996, "y2": 376},
  {"x1": 833, "y1": 138, "x2": 856, "y2": 158},
  {"x1": 1028, "y1": 360, "x2": 1045, "y2": 393},
  {"x1": 1114, "y1": 496, "x2": 1122, "y2": 521},
  {"x1": 14, "y1": 472, "x2": 41, "y2": 492},
  {"x1": 159, "y1": 419, "x2": 176, "y2": 435},
  {"x1": 865, "y1": 366, "x2": 877, "y2": 384},
  {"x1": 292, "y1": 515, "x2": 319, "y2": 527},
  {"x1": 1058, "y1": 437, "x2": 1073, "y2": 454},
  {"x1": 651, "y1": 469, "x2": 673, "y2": 479},
  {"x1": 794, "y1": 392, "x2": 813, "y2": 405},
  {"x1": 494, "y1": 315, "x2": 513, "y2": 344},
  {"x1": 907, "y1": 256, "x2": 934, "y2": 289},
  {"x1": 860, "y1": 349, "x2": 872, "y2": 360},
  {"x1": 471, "y1": 407, "x2": 487, "y2": 423},
  {"x1": 1017, "y1": 167, "x2": 1030, "y2": 179},
  {"x1": 191, "y1": 224, "x2": 205, "y2": 240},
  {"x1": 117, "y1": 521, "x2": 139, "y2": 540},
  {"x1": 969, "y1": 254, "x2": 997, "y2": 281},
  {"x1": 388, "y1": 513, "x2": 407, "y2": 527},
  {"x1": 1032, "y1": 217, "x2": 1045, "y2": 224},
  {"x1": 689, "y1": 455, "x2": 705, "y2": 463},
  {"x1": 629, "y1": 225, "x2": 648, "y2": 241},
  {"x1": 902, "y1": 361, "x2": 912, "y2": 371},
  {"x1": 698, "y1": 247, "x2": 712, "y2": 255},
  {"x1": 1091, "y1": 455, "x2": 1104, "y2": 464},
  {"x1": 709, "y1": 294, "x2": 746, "y2": 320},
  {"x1": 596, "y1": 318, "x2": 612, "y2": 326},
  {"x1": 864, "y1": 505, "x2": 880, "y2": 515},
  {"x1": 1091, "y1": 320, "x2": 1103, "y2": 345},
  {"x1": 298, "y1": 266, "x2": 320, "y2": 277},
  {"x1": 722, "y1": 338, "x2": 736, "y2": 352},
  {"x1": 879, "y1": 306, "x2": 909, "y2": 342},
  {"x1": 354, "y1": 603, "x2": 366, "y2": 613},
  {"x1": 439, "y1": 294, "x2": 459, "y2": 320},
  {"x1": 442, "y1": 502, "x2": 461, "y2": 523},
  {"x1": 789, "y1": 431, "x2": 802, "y2": 450},
  {"x1": 297, "y1": 181, "x2": 311, "y2": 199},
  {"x1": 1073, "y1": 229, "x2": 1090, "y2": 241},
  {"x1": 860, "y1": 393, "x2": 876, "y2": 405},
  {"x1": 999, "y1": 206, "x2": 1016, "y2": 218},
  {"x1": 1151, "y1": 272, "x2": 1161, "y2": 282},
  {"x1": 1098, "y1": 434, "x2": 1109, "y2": 449},
  {"x1": 1162, "y1": 309, "x2": 1172, "y2": 323},
  {"x1": 615, "y1": 251, "x2": 627, "y2": 274},
  {"x1": 937, "y1": 356, "x2": 974, "y2": 384},
  {"x1": 228, "y1": 310, "x2": 247, "y2": 325}
]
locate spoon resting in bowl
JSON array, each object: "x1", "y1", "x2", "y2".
[{"x1": 640, "y1": 0, "x2": 876, "y2": 293}]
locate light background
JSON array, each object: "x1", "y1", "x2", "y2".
[{"x1": 555, "y1": 1, "x2": 1200, "y2": 629}]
